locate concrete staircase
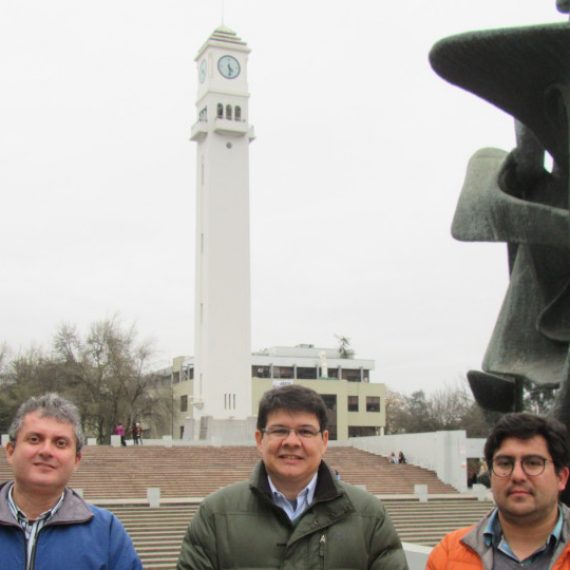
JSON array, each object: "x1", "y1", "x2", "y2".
[
  {"x1": 0, "y1": 445, "x2": 457, "y2": 499},
  {"x1": 106, "y1": 498, "x2": 493, "y2": 570},
  {"x1": 0, "y1": 444, "x2": 488, "y2": 568}
]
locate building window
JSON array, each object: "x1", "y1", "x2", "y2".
[
  {"x1": 180, "y1": 395, "x2": 188, "y2": 412},
  {"x1": 235, "y1": 106, "x2": 241, "y2": 120},
  {"x1": 273, "y1": 366, "x2": 294, "y2": 379},
  {"x1": 252, "y1": 366, "x2": 271, "y2": 378},
  {"x1": 342, "y1": 368, "x2": 362, "y2": 382},
  {"x1": 348, "y1": 396, "x2": 359, "y2": 412},
  {"x1": 366, "y1": 396, "x2": 380, "y2": 412},
  {"x1": 183, "y1": 367, "x2": 194, "y2": 381},
  {"x1": 297, "y1": 367, "x2": 317, "y2": 379},
  {"x1": 179, "y1": 425, "x2": 185, "y2": 439},
  {"x1": 226, "y1": 104, "x2": 232, "y2": 120},
  {"x1": 172, "y1": 371, "x2": 180, "y2": 384},
  {"x1": 321, "y1": 394, "x2": 337, "y2": 411},
  {"x1": 348, "y1": 426, "x2": 378, "y2": 437},
  {"x1": 199, "y1": 106, "x2": 207, "y2": 121},
  {"x1": 217, "y1": 103, "x2": 223, "y2": 118}
]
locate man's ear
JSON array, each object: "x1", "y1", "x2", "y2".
[
  {"x1": 5, "y1": 442, "x2": 15, "y2": 463},
  {"x1": 558, "y1": 466, "x2": 569, "y2": 492}
]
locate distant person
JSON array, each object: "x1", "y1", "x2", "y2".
[
  {"x1": 177, "y1": 384, "x2": 407, "y2": 569},
  {"x1": 390, "y1": 451, "x2": 398, "y2": 464},
  {"x1": 132, "y1": 422, "x2": 143, "y2": 445},
  {"x1": 335, "y1": 469, "x2": 341, "y2": 480},
  {"x1": 427, "y1": 413, "x2": 570, "y2": 569},
  {"x1": 1, "y1": 393, "x2": 142, "y2": 569},
  {"x1": 398, "y1": 451, "x2": 406, "y2": 464},
  {"x1": 476, "y1": 458, "x2": 490, "y2": 488},
  {"x1": 114, "y1": 423, "x2": 127, "y2": 446}
]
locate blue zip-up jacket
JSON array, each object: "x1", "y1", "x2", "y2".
[{"x1": 0, "y1": 482, "x2": 142, "y2": 570}]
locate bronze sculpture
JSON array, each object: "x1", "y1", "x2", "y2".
[{"x1": 429, "y1": 3, "x2": 570, "y2": 430}]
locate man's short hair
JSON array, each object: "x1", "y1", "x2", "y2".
[
  {"x1": 484, "y1": 412, "x2": 570, "y2": 473},
  {"x1": 256, "y1": 384, "x2": 328, "y2": 432},
  {"x1": 8, "y1": 393, "x2": 85, "y2": 454}
]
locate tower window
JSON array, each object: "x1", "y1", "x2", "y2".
[
  {"x1": 226, "y1": 105, "x2": 232, "y2": 120},
  {"x1": 235, "y1": 106, "x2": 241, "y2": 121},
  {"x1": 217, "y1": 103, "x2": 223, "y2": 118}
]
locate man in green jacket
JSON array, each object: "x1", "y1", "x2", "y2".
[{"x1": 177, "y1": 384, "x2": 408, "y2": 569}]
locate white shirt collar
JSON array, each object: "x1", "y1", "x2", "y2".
[{"x1": 267, "y1": 472, "x2": 318, "y2": 521}]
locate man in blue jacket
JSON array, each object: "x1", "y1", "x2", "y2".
[{"x1": 0, "y1": 393, "x2": 142, "y2": 569}]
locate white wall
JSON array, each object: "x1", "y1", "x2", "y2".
[
  {"x1": 466, "y1": 437, "x2": 485, "y2": 459},
  {"x1": 351, "y1": 431, "x2": 468, "y2": 492},
  {"x1": 403, "y1": 543, "x2": 431, "y2": 569}
]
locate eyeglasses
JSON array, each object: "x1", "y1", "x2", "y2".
[
  {"x1": 262, "y1": 426, "x2": 321, "y2": 440},
  {"x1": 491, "y1": 455, "x2": 550, "y2": 477}
]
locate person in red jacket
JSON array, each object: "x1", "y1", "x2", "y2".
[{"x1": 427, "y1": 413, "x2": 570, "y2": 569}]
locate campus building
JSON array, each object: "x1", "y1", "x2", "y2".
[{"x1": 170, "y1": 344, "x2": 386, "y2": 442}]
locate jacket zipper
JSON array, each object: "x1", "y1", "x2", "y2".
[
  {"x1": 319, "y1": 533, "x2": 326, "y2": 570},
  {"x1": 27, "y1": 521, "x2": 47, "y2": 570}
]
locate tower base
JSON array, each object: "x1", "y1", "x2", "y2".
[{"x1": 183, "y1": 416, "x2": 258, "y2": 445}]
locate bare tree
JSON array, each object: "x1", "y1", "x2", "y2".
[{"x1": 1, "y1": 317, "x2": 170, "y2": 442}]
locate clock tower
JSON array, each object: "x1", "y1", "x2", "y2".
[{"x1": 190, "y1": 26, "x2": 255, "y2": 426}]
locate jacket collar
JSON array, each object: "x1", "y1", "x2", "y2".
[
  {"x1": 0, "y1": 481, "x2": 93, "y2": 527},
  {"x1": 250, "y1": 460, "x2": 354, "y2": 543},
  {"x1": 461, "y1": 503, "x2": 570, "y2": 570}
]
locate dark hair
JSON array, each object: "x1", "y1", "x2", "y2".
[
  {"x1": 256, "y1": 384, "x2": 328, "y2": 432},
  {"x1": 9, "y1": 393, "x2": 84, "y2": 454},
  {"x1": 484, "y1": 412, "x2": 569, "y2": 473}
]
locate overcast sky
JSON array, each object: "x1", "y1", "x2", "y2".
[{"x1": 0, "y1": 1, "x2": 564, "y2": 395}]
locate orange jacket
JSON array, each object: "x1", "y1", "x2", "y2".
[{"x1": 426, "y1": 508, "x2": 570, "y2": 570}]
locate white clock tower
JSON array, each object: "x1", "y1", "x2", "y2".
[{"x1": 190, "y1": 26, "x2": 254, "y2": 424}]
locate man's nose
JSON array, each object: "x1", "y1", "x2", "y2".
[
  {"x1": 282, "y1": 429, "x2": 302, "y2": 443},
  {"x1": 37, "y1": 440, "x2": 54, "y2": 455},
  {"x1": 510, "y1": 460, "x2": 528, "y2": 480}
]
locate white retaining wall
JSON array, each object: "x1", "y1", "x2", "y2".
[
  {"x1": 403, "y1": 543, "x2": 431, "y2": 568},
  {"x1": 351, "y1": 431, "x2": 468, "y2": 492}
]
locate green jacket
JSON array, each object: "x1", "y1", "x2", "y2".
[{"x1": 177, "y1": 461, "x2": 408, "y2": 570}]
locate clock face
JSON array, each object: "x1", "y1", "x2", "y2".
[
  {"x1": 217, "y1": 55, "x2": 240, "y2": 79},
  {"x1": 199, "y1": 59, "x2": 207, "y2": 83}
]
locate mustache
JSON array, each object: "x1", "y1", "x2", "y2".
[{"x1": 506, "y1": 485, "x2": 534, "y2": 496}]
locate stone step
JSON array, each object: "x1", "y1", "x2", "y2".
[{"x1": 102, "y1": 497, "x2": 493, "y2": 569}]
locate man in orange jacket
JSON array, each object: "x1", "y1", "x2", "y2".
[{"x1": 427, "y1": 413, "x2": 570, "y2": 569}]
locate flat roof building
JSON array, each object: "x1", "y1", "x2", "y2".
[{"x1": 169, "y1": 344, "x2": 385, "y2": 442}]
